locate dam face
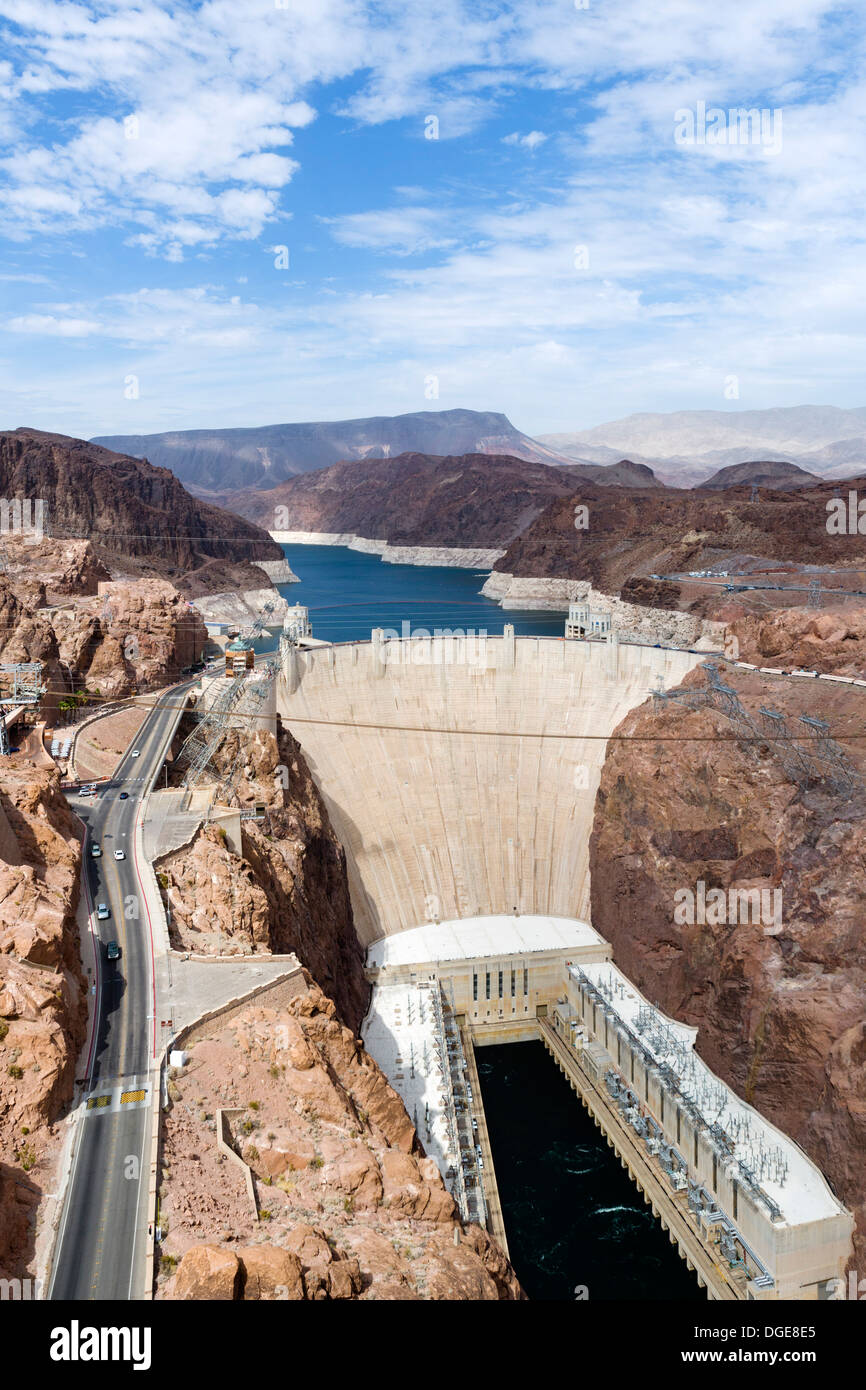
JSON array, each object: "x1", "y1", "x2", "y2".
[{"x1": 277, "y1": 633, "x2": 702, "y2": 945}]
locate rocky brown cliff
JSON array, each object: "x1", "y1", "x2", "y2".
[
  {"x1": 0, "y1": 546, "x2": 208, "y2": 711},
  {"x1": 0, "y1": 429, "x2": 283, "y2": 598},
  {"x1": 494, "y1": 474, "x2": 866, "y2": 600},
  {"x1": 159, "y1": 719, "x2": 368, "y2": 1033},
  {"x1": 589, "y1": 663, "x2": 866, "y2": 1262},
  {"x1": 0, "y1": 764, "x2": 87, "y2": 1278},
  {"x1": 227, "y1": 451, "x2": 577, "y2": 549}
]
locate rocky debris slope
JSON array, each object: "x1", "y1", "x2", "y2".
[
  {"x1": 589, "y1": 662, "x2": 866, "y2": 1262},
  {"x1": 0, "y1": 764, "x2": 87, "y2": 1277},
  {"x1": 159, "y1": 975, "x2": 523, "y2": 1301},
  {"x1": 0, "y1": 428, "x2": 283, "y2": 599},
  {"x1": 158, "y1": 719, "x2": 367, "y2": 1033},
  {"x1": 722, "y1": 604, "x2": 866, "y2": 676}
]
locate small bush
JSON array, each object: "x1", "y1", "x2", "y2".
[
  {"x1": 249, "y1": 1100, "x2": 260, "y2": 1111},
  {"x1": 18, "y1": 1143, "x2": 36, "y2": 1172},
  {"x1": 309, "y1": 1156, "x2": 324, "y2": 1170},
  {"x1": 0, "y1": 1020, "x2": 9, "y2": 1041},
  {"x1": 7, "y1": 1064, "x2": 23, "y2": 1080}
]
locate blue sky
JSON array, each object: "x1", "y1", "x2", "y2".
[{"x1": 0, "y1": 0, "x2": 864, "y2": 440}]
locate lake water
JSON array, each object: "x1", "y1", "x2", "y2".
[{"x1": 276, "y1": 542, "x2": 566, "y2": 643}]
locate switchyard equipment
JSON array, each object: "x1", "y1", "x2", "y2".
[
  {"x1": 0, "y1": 661, "x2": 44, "y2": 754},
  {"x1": 562, "y1": 959, "x2": 853, "y2": 1297}
]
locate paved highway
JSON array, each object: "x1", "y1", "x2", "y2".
[{"x1": 48, "y1": 684, "x2": 191, "y2": 1301}]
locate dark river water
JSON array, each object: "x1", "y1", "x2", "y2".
[
  {"x1": 476, "y1": 1042, "x2": 704, "y2": 1302},
  {"x1": 277, "y1": 545, "x2": 700, "y2": 1301}
]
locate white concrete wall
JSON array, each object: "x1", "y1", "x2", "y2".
[{"x1": 277, "y1": 635, "x2": 702, "y2": 945}]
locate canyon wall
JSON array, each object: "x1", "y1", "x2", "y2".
[
  {"x1": 158, "y1": 720, "x2": 368, "y2": 1033},
  {"x1": 589, "y1": 666, "x2": 866, "y2": 1262},
  {"x1": 0, "y1": 764, "x2": 87, "y2": 1278}
]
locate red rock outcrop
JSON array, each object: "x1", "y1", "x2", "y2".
[
  {"x1": 589, "y1": 663, "x2": 866, "y2": 1263},
  {"x1": 725, "y1": 604, "x2": 866, "y2": 676},
  {"x1": 0, "y1": 763, "x2": 87, "y2": 1277},
  {"x1": 0, "y1": 562, "x2": 208, "y2": 715},
  {"x1": 159, "y1": 720, "x2": 367, "y2": 1032},
  {"x1": 159, "y1": 976, "x2": 523, "y2": 1301}
]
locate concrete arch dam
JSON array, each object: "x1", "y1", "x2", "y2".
[{"x1": 277, "y1": 632, "x2": 703, "y2": 946}]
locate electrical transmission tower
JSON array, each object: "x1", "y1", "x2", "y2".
[
  {"x1": 212, "y1": 659, "x2": 280, "y2": 801},
  {"x1": 654, "y1": 661, "x2": 860, "y2": 796},
  {"x1": 0, "y1": 662, "x2": 44, "y2": 755},
  {"x1": 175, "y1": 674, "x2": 250, "y2": 787}
]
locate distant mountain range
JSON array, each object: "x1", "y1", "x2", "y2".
[
  {"x1": 94, "y1": 404, "x2": 866, "y2": 495},
  {"x1": 93, "y1": 409, "x2": 573, "y2": 493},
  {"x1": 539, "y1": 405, "x2": 866, "y2": 487}
]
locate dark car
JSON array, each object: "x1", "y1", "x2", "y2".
[
  {"x1": 106, "y1": 941, "x2": 121, "y2": 961},
  {"x1": 119, "y1": 791, "x2": 129, "y2": 800}
]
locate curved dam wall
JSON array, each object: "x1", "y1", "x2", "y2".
[{"x1": 277, "y1": 633, "x2": 703, "y2": 946}]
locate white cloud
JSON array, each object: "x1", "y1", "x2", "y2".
[
  {"x1": 322, "y1": 206, "x2": 457, "y2": 255},
  {"x1": 502, "y1": 130, "x2": 547, "y2": 149},
  {"x1": 7, "y1": 313, "x2": 101, "y2": 336}
]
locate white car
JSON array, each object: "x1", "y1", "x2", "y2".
[
  {"x1": 90, "y1": 844, "x2": 101, "y2": 858},
  {"x1": 96, "y1": 904, "x2": 110, "y2": 921},
  {"x1": 114, "y1": 849, "x2": 125, "y2": 861},
  {"x1": 130, "y1": 749, "x2": 140, "y2": 758}
]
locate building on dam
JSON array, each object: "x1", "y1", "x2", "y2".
[{"x1": 362, "y1": 915, "x2": 853, "y2": 1301}]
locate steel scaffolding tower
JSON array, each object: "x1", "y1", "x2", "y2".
[{"x1": 212, "y1": 659, "x2": 280, "y2": 800}]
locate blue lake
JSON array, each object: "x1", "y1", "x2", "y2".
[{"x1": 276, "y1": 542, "x2": 566, "y2": 643}]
